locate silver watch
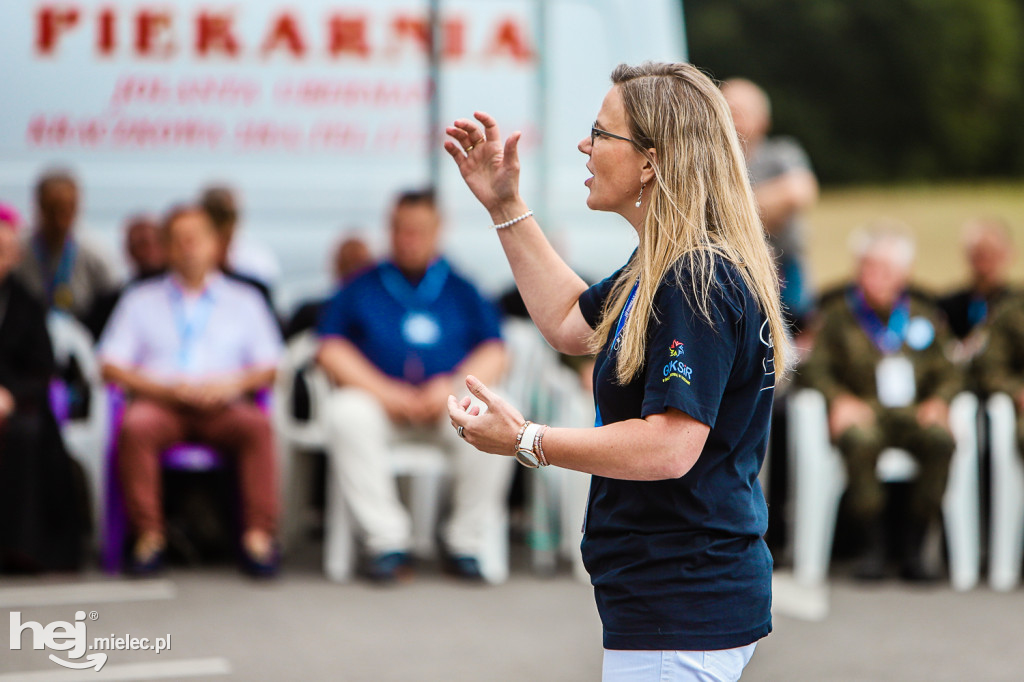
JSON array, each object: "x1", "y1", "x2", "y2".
[{"x1": 515, "y1": 447, "x2": 541, "y2": 468}]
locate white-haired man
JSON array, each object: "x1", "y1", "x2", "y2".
[{"x1": 800, "y1": 222, "x2": 962, "y2": 581}]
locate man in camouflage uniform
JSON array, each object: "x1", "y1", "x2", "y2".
[
  {"x1": 976, "y1": 292, "x2": 1024, "y2": 448},
  {"x1": 800, "y1": 223, "x2": 961, "y2": 581}
]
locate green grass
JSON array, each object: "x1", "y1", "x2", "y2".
[{"x1": 807, "y1": 182, "x2": 1024, "y2": 294}]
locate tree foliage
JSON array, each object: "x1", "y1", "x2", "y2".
[{"x1": 684, "y1": 0, "x2": 1024, "y2": 183}]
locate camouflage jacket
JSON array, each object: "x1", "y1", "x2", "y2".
[
  {"x1": 798, "y1": 285, "x2": 961, "y2": 407},
  {"x1": 975, "y1": 293, "x2": 1024, "y2": 399}
]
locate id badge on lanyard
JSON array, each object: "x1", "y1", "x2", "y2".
[{"x1": 876, "y1": 355, "x2": 916, "y2": 407}]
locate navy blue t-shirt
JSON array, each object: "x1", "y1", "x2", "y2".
[
  {"x1": 316, "y1": 258, "x2": 502, "y2": 383},
  {"x1": 578, "y1": 254, "x2": 775, "y2": 651}
]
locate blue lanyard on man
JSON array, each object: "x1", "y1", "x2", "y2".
[
  {"x1": 169, "y1": 280, "x2": 216, "y2": 374},
  {"x1": 967, "y1": 295, "x2": 988, "y2": 331},
  {"x1": 379, "y1": 259, "x2": 451, "y2": 382},
  {"x1": 848, "y1": 287, "x2": 910, "y2": 355},
  {"x1": 33, "y1": 234, "x2": 77, "y2": 310}
]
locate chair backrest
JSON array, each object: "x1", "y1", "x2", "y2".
[
  {"x1": 47, "y1": 311, "x2": 109, "y2": 550},
  {"x1": 500, "y1": 318, "x2": 593, "y2": 428},
  {"x1": 47, "y1": 311, "x2": 102, "y2": 383},
  {"x1": 46, "y1": 311, "x2": 108, "y2": 454},
  {"x1": 500, "y1": 318, "x2": 560, "y2": 422},
  {"x1": 273, "y1": 330, "x2": 331, "y2": 450}
]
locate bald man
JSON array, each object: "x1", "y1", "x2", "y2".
[{"x1": 722, "y1": 79, "x2": 819, "y2": 332}]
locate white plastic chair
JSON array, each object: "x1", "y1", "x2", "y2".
[
  {"x1": 273, "y1": 331, "x2": 331, "y2": 550},
  {"x1": 47, "y1": 311, "x2": 108, "y2": 551},
  {"x1": 788, "y1": 388, "x2": 980, "y2": 590},
  {"x1": 501, "y1": 319, "x2": 593, "y2": 582},
  {"x1": 986, "y1": 392, "x2": 1024, "y2": 591}
]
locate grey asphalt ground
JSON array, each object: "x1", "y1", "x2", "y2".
[{"x1": 3, "y1": 544, "x2": 1024, "y2": 681}]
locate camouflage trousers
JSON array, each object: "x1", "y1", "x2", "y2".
[{"x1": 835, "y1": 407, "x2": 955, "y2": 524}]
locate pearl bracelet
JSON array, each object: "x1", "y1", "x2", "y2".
[{"x1": 493, "y1": 210, "x2": 534, "y2": 230}]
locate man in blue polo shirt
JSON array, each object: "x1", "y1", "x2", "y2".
[{"x1": 316, "y1": 189, "x2": 509, "y2": 582}]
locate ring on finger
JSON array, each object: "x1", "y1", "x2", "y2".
[
  {"x1": 465, "y1": 144, "x2": 475, "y2": 152},
  {"x1": 457, "y1": 425, "x2": 466, "y2": 439}
]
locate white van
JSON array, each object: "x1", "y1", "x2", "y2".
[{"x1": 0, "y1": 0, "x2": 686, "y2": 310}]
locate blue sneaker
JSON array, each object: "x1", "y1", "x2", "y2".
[
  {"x1": 444, "y1": 555, "x2": 485, "y2": 582},
  {"x1": 361, "y1": 551, "x2": 412, "y2": 584}
]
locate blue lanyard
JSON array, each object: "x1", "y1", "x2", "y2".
[
  {"x1": 33, "y1": 235, "x2": 77, "y2": 306},
  {"x1": 594, "y1": 279, "x2": 640, "y2": 428},
  {"x1": 967, "y1": 296, "x2": 988, "y2": 330},
  {"x1": 378, "y1": 259, "x2": 450, "y2": 311},
  {"x1": 169, "y1": 281, "x2": 216, "y2": 372},
  {"x1": 612, "y1": 279, "x2": 640, "y2": 351},
  {"x1": 848, "y1": 287, "x2": 910, "y2": 355}
]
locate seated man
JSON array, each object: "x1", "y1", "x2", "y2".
[
  {"x1": 938, "y1": 217, "x2": 1015, "y2": 367},
  {"x1": 86, "y1": 214, "x2": 167, "y2": 339},
  {"x1": 16, "y1": 169, "x2": 119, "y2": 323},
  {"x1": 317, "y1": 189, "x2": 509, "y2": 583},
  {"x1": 285, "y1": 234, "x2": 373, "y2": 340},
  {"x1": 99, "y1": 206, "x2": 283, "y2": 576},
  {"x1": 799, "y1": 222, "x2": 961, "y2": 581}
]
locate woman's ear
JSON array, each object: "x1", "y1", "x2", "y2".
[{"x1": 640, "y1": 148, "x2": 658, "y2": 185}]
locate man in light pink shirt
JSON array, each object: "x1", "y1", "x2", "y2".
[{"x1": 99, "y1": 206, "x2": 283, "y2": 576}]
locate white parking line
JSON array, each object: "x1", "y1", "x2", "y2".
[
  {"x1": 0, "y1": 657, "x2": 231, "y2": 681},
  {"x1": 0, "y1": 580, "x2": 175, "y2": 608}
]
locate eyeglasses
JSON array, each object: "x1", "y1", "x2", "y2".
[{"x1": 591, "y1": 125, "x2": 634, "y2": 146}]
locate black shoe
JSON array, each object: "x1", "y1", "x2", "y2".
[
  {"x1": 241, "y1": 544, "x2": 281, "y2": 579},
  {"x1": 444, "y1": 555, "x2": 485, "y2": 582},
  {"x1": 361, "y1": 551, "x2": 413, "y2": 584},
  {"x1": 853, "y1": 552, "x2": 887, "y2": 581},
  {"x1": 128, "y1": 546, "x2": 165, "y2": 576},
  {"x1": 852, "y1": 520, "x2": 887, "y2": 582},
  {"x1": 899, "y1": 556, "x2": 941, "y2": 583},
  {"x1": 899, "y1": 518, "x2": 941, "y2": 584}
]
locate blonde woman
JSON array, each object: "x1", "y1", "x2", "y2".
[{"x1": 444, "y1": 62, "x2": 789, "y2": 682}]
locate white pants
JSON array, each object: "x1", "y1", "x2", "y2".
[
  {"x1": 322, "y1": 387, "x2": 514, "y2": 557},
  {"x1": 602, "y1": 643, "x2": 757, "y2": 682}
]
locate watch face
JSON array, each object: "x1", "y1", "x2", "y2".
[{"x1": 515, "y1": 449, "x2": 540, "y2": 468}]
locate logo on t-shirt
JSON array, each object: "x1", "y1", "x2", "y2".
[{"x1": 662, "y1": 340, "x2": 693, "y2": 384}]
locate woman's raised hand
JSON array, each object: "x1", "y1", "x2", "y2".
[{"x1": 444, "y1": 112, "x2": 522, "y2": 214}]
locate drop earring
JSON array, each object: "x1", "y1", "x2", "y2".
[{"x1": 635, "y1": 182, "x2": 646, "y2": 208}]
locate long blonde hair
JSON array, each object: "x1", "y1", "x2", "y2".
[{"x1": 588, "y1": 62, "x2": 791, "y2": 385}]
